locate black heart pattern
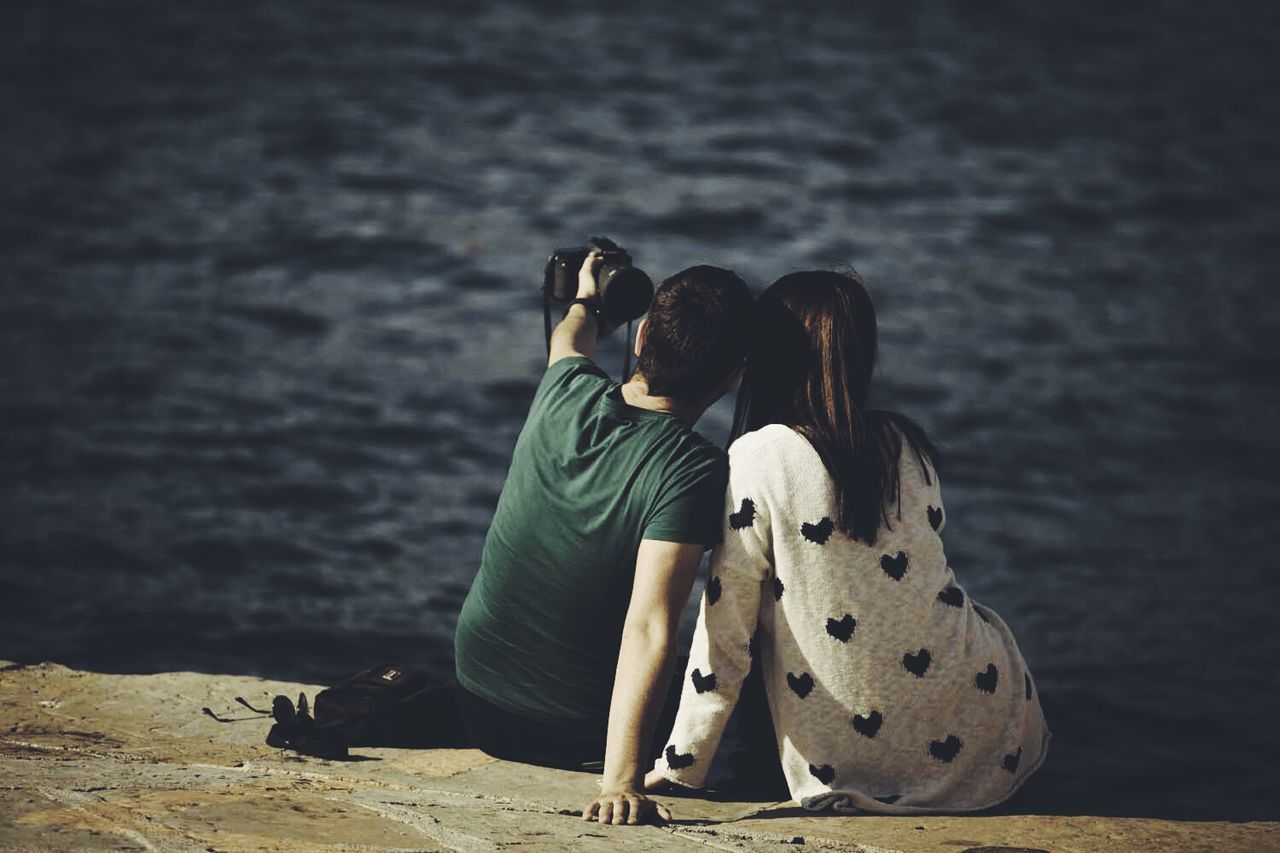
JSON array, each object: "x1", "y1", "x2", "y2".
[
  {"x1": 874, "y1": 793, "x2": 901, "y2": 805},
  {"x1": 706, "y1": 575, "x2": 722, "y2": 606},
  {"x1": 809, "y1": 763, "x2": 835, "y2": 785},
  {"x1": 927, "y1": 505, "x2": 943, "y2": 531},
  {"x1": 880, "y1": 551, "x2": 908, "y2": 581},
  {"x1": 1002, "y1": 745, "x2": 1023, "y2": 773},
  {"x1": 852, "y1": 710, "x2": 883, "y2": 738},
  {"x1": 801, "y1": 517, "x2": 835, "y2": 544},
  {"x1": 690, "y1": 668, "x2": 717, "y2": 694},
  {"x1": 771, "y1": 576, "x2": 785, "y2": 601},
  {"x1": 974, "y1": 663, "x2": 999, "y2": 694},
  {"x1": 826, "y1": 613, "x2": 857, "y2": 642},
  {"x1": 902, "y1": 648, "x2": 932, "y2": 678},
  {"x1": 665, "y1": 744, "x2": 694, "y2": 770},
  {"x1": 729, "y1": 498, "x2": 756, "y2": 530},
  {"x1": 937, "y1": 586, "x2": 964, "y2": 607},
  {"x1": 929, "y1": 735, "x2": 963, "y2": 763},
  {"x1": 1025, "y1": 673, "x2": 1033, "y2": 701},
  {"x1": 787, "y1": 671, "x2": 814, "y2": 699}
]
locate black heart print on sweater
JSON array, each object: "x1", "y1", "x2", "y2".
[
  {"x1": 690, "y1": 668, "x2": 717, "y2": 694},
  {"x1": 729, "y1": 498, "x2": 756, "y2": 530},
  {"x1": 902, "y1": 648, "x2": 932, "y2": 677},
  {"x1": 809, "y1": 763, "x2": 835, "y2": 784},
  {"x1": 665, "y1": 744, "x2": 694, "y2": 770},
  {"x1": 826, "y1": 614, "x2": 856, "y2": 642},
  {"x1": 929, "y1": 735, "x2": 963, "y2": 763},
  {"x1": 801, "y1": 517, "x2": 834, "y2": 544},
  {"x1": 937, "y1": 586, "x2": 964, "y2": 607},
  {"x1": 880, "y1": 551, "x2": 908, "y2": 580},
  {"x1": 706, "y1": 575, "x2": 721, "y2": 605},
  {"x1": 787, "y1": 671, "x2": 814, "y2": 698},
  {"x1": 852, "y1": 710, "x2": 883, "y2": 738},
  {"x1": 974, "y1": 664, "x2": 998, "y2": 694}
]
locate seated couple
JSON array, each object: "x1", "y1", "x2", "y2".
[{"x1": 453, "y1": 253, "x2": 1050, "y2": 825}]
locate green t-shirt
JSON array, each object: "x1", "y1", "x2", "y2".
[{"x1": 454, "y1": 356, "x2": 726, "y2": 727}]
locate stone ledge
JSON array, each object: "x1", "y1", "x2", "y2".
[{"x1": 1, "y1": 661, "x2": 1275, "y2": 852}]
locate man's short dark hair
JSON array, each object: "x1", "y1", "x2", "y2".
[{"x1": 636, "y1": 265, "x2": 754, "y2": 402}]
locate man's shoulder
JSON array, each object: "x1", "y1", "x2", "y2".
[
  {"x1": 660, "y1": 423, "x2": 727, "y2": 474},
  {"x1": 526, "y1": 356, "x2": 611, "y2": 419},
  {"x1": 540, "y1": 355, "x2": 610, "y2": 393}
]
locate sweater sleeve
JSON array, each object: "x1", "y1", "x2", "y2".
[{"x1": 656, "y1": 450, "x2": 772, "y2": 788}]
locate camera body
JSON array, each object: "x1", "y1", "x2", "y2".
[{"x1": 544, "y1": 236, "x2": 654, "y2": 325}]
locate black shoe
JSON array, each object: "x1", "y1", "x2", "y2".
[{"x1": 265, "y1": 693, "x2": 348, "y2": 759}]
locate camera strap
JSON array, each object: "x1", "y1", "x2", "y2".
[
  {"x1": 623, "y1": 320, "x2": 632, "y2": 380},
  {"x1": 543, "y1": 289, "x2": 553, "y2": 357}
]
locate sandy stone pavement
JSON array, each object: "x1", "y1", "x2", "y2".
[{"x1": 1, "y1": 662, "x2": 1276, "y2": 852}]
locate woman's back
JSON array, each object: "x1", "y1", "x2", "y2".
[{"x1": 657, "y1": 422, "x2": 1050, "y2": 813}]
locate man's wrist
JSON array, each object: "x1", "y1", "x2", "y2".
[{"x1": 564, "y1": 297, "x2": 601, "y2": 324}]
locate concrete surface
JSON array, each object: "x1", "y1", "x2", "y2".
[{"x1": 2, "y1": 661, "x2": 1276, "y2": 852}]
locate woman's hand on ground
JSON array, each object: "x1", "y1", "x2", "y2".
[{"x1": 581, "y1": 788, "x2": 672, "y2": 825}]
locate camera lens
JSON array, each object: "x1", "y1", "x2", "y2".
[{"x1": 599, "y1": 265, "x2": 653, "y2": 323}]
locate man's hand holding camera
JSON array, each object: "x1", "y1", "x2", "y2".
[
  {"x1": 548, "y1": 251, "x2": 614, "y2": 364},
  {"x1": 565, "y1": 251, "x2": 611, "y2": 330},
  {"x1": 543, "y1": 236, "x2": 652, "y2": 366},
  {"x1": 577, "y1": 250, "x2": 603, "y2": 303}
]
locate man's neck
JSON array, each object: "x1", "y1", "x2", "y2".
[{"x1": 619, "y1": 376, "x2": 705, "y2": 426}]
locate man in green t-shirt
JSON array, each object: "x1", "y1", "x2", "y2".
[{"x1": 455, "y1": 251, "x2": 753, "y2": 826}]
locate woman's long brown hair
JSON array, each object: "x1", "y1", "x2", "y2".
[{"x1": 729, "y1": 270, "x2": 939, "y2": 544}]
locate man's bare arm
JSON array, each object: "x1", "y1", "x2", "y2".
[
  {"x1": 581, "y1": 539, "x2": 704, "y2": 825},
  {"x1": 548, "y1": 251, "x2": 604, "y2": 366}
]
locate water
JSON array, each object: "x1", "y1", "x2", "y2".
[{"x1": 2, "y1": 0, "x2": 1278, "y2": 821}]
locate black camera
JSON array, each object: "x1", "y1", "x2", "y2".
[{"x1": 543, "y1": 236, "x2": 654, "y2": 325}]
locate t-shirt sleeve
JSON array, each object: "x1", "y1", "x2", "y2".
[{"x1": 641, "y1": 452, "x2": 727, "y2": 546}]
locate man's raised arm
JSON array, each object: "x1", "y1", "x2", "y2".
[
  {"x1": 548, "y1": 251, "x2": 607, "y2": 366},
  {"x1": 580, "y1": 539, "x2": 703, "y2": 825}
]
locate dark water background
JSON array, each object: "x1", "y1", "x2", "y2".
[{"x1": 2, "y1": 0, "x2": 1279, "y2": 821}]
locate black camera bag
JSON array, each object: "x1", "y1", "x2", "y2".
[{"x1": 314, "y1": 664, "x2": 436, "y2": 748}]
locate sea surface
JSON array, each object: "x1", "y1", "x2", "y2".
[{"x1": 2, "y1": 0, "x2": 1278, "y2": 821}]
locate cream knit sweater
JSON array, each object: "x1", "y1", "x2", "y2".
[{"x1": 655, "y1": 424, "x2": 1050, "y2": 813}]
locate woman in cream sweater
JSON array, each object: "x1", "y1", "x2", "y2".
[{"x1": 648, "y1": 270, "x2": 1049, "y2": 813}]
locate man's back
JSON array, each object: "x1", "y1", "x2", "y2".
[{"x1": 454, "y1": 356, "x2": 725, "y2": 728}]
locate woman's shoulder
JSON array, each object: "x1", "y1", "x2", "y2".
[
  {"x1": 727, "y1": 424, "x2": 828, "y2": 484},
  {"x1": 728, "y1": 423, "x2": 810, "y2": 459},
  {"x1": 726, "y1": 426, "x2": 832, "y2": 516}
]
